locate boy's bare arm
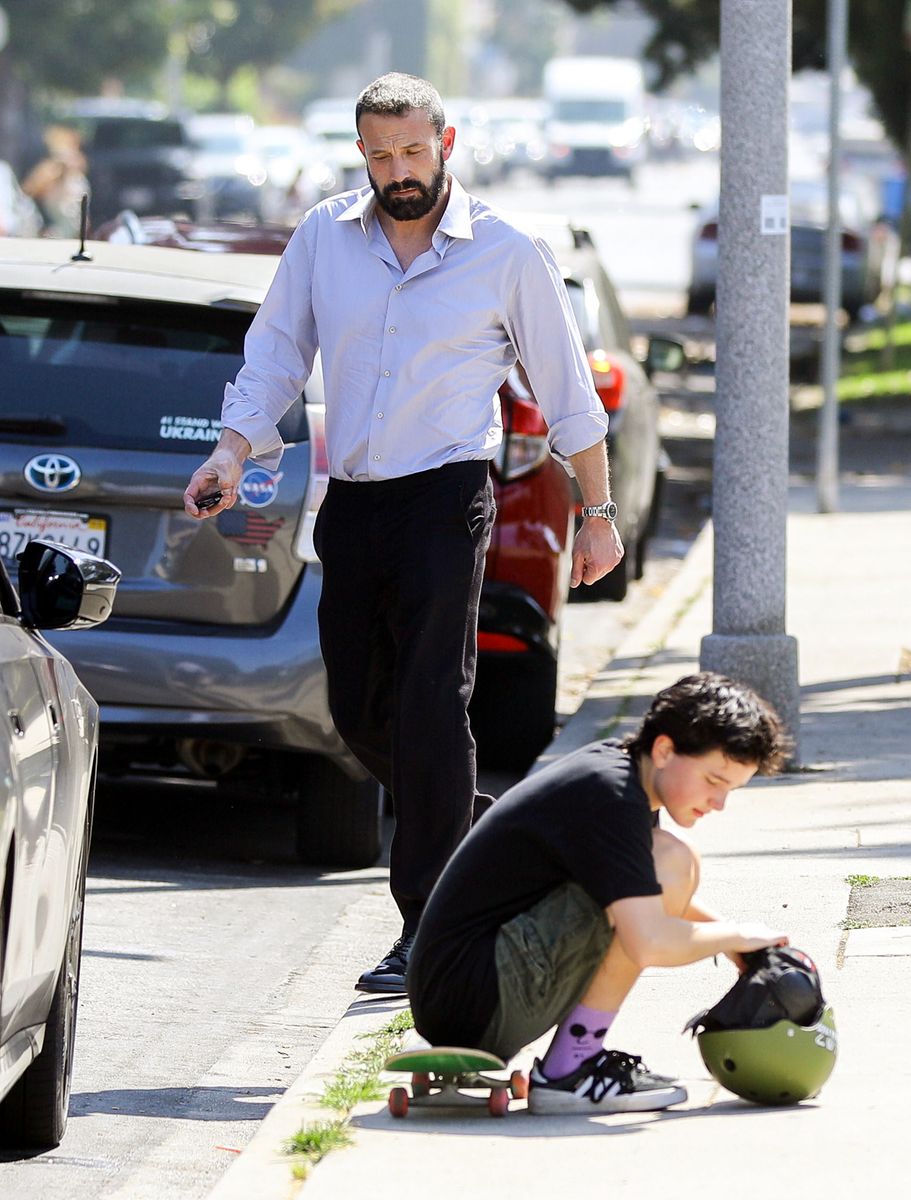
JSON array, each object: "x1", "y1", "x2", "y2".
[{"x1": 608, "y1": 894, "x2": 788, "y2": 970}]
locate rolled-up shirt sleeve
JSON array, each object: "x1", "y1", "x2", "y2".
[
  {"x1": 221, "y1": 221, "x2": 318, "y2": 471},
  {"x1": 505, "y1": 236, "x2": 609, "y2": 469}
]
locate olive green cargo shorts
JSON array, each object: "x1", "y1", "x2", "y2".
[{"x1": 477, "y1": 882, "x2": 613, "y2": 1062}]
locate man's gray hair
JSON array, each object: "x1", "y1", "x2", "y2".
[{"x1": 356, "y1": 72, "x2": 446, "y2": 137}]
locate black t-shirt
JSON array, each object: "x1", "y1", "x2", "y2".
[{"x1": 408, "y1": 740, "x2": 662, "y2": 1047}]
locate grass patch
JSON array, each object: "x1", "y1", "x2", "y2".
[
  {"x1": 845, "y1": 873, "x2": 881, "y2": 888},
  {"x1": 837, "y1": 318, "x2": 911, "y2": 400},
  {"x1": 284, "y1": 1008, "x2": 415, "y2": 1179}
]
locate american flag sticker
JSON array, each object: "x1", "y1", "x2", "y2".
[{"x1": 217, "y1": 510, "x2": 286, "y2": 547}]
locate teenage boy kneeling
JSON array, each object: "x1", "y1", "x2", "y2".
[{"x1": 406, "y1": 672, "x2": 791, "y2": 1114}]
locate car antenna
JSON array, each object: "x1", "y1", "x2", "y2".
[{"x1": 70, "y1": 195, "x2": 92, "y2": 262}]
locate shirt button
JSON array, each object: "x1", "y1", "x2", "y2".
[
  {"x1": 376, "y1": 412, "x2": 384, "y2": 419},
  {"x1": 388, "y1": 326, "x2": 396, "y2": 333},
  {"x1": 395, "y1": 284, "x2": 403, "y2": 291},
  {"x1": 383, "y1": 370, "x2": 391, "y2": 377},
  {"x1": 374, "y1": 454, "x2": 381, "y2": 461}
]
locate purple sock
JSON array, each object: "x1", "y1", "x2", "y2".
[{"x1": 541, "y1": 1002, "x2": 617, "y2": 1079}]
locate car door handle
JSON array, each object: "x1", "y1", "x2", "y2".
[{"x1": 8, "y1": 710, "x2": 24, "y2": 737}]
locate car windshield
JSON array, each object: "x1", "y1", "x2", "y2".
[
  {"x1": 89, "y1": 119, "x2": 187, "y2": 150},
  {"x1": 553, "y1": 99, "x2": 627, "y2": 123},
  {"x1": 0, "y1": 298, "x2": 247, "y2": 453}
]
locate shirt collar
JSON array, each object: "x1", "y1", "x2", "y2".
[{"x1": 334, "y1": 175, "x2": 474, "y2": 244}]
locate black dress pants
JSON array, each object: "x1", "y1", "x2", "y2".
[{"x1": 314, "y1": 461, "x2": 496, "y2": 933}]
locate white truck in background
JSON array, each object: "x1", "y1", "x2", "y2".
[{"x1": 541, "y1": 56, "x2": 648, "y2": 182}]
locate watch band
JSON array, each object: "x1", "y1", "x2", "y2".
[{"x1": 581, "y1": 501, "x2": 618, "y2": 521}]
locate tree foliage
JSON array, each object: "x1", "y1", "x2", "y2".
[
  {"x1": 562, "y1": 0, "x2": 911, "y2": 155},
  {"x1": 4, "y1": 0, "x2": 169, "y2": 94},
  {"x1": 3, "y1": 0, "x2": 361, "y2": 97}
]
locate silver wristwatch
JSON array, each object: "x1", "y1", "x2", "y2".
[{"x1": 581, "y1": 500, "x2": 618, "y2": 522}]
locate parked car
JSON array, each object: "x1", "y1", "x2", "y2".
[
  {"x1": 0, "y1": 236, "x2": 383, "y2": 867},
  {"x1": 250, "y1": 124, "x2": 337, "y2": 220},
  {"x1": 56, "y1": 99, "x2": 201, "y2": 227},
  {"x1": 524, "y1": 217, "x2": 678, "y2": 603},
  {"x1": 90, "y1": 213, "x2": 676, "y2": 766},
  {"x1": 688, "y1": 177, "x2": 899, "y2": 317},
  {"x1": 0, "y1": 540, "x2": 120, "y2": 1150},
  {"x1": 303, "y1": 99, "x2": 367, "y2": 191},
  {"x1": 187, "y1": 112, "x2": 268, "y2": 220}
]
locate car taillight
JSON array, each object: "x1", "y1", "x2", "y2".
[
  {"x1": 588, "y1": 349, "x2": 625, "y2": 412},
  {"x1": 293, "y1": 400, "x2": 329, "y2": 563},
  {"x1": 699, "y1": 221, "x2": 719, "y2": 241},
  {"x1": 841, "y1": 229, "x2": 862, "y2": 252},
  {"x1": 495, "y1": 386, "x2": 550, "y2": 481},
  {"x1": 477, "y1": 631, "x2": 530, "y2": 653}
]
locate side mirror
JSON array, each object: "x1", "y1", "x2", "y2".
[
  {"x1": 644, "y1": 335, "x2": 687, "y2": 378},
  {"x1": 18, "y1": 540, "x2": 121, "y2": 631}
]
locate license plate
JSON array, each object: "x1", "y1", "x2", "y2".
[{"x1": 0, "y1": 509, "x2": 108, "y2": 562}]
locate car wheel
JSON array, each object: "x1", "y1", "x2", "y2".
[
  {"x1": 686, "y1": 288, "x2": 714, "y2": 316},
  {"x1": 635, "y1": 465, "x2": 666, "y2": 581},
  {"x1": 0, "y1": 803, "x2": 91, "y2": 1150},
  {"x1": 471, "y1": 653, "x2": 558, "y2": 772},
  {"x1": 293, "y1": 755, "x2": 383, "y2": 870}
]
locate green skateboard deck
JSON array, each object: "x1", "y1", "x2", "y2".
[{"x1": 384, "y1": 1045, "x2": 528, "y2": 1118}]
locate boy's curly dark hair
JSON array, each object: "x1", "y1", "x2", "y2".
[
  {"x1": 356, "y1": 73, "x2": 446, "y2": 138},
  {"x1": 622, "y1": 672, "x2": 791, "y2": 775}
]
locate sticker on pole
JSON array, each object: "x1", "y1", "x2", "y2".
[{"x1": 760, "y1": 194, "x2": 789, "y2": 235}]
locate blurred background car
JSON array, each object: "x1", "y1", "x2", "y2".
[
  {"x1": 687, "y1": 177, "x2": 899, "y2": 318},
  {"x1": 187, "y1": 112, "x2": 269, "y2": 220},
  {"x1": 303, "y1": 98, "x2": 366, "y2": 190},
  {"x1": 0, "y1": 541, "x2": 120, "y2": 1150},
  {"x1": 484, "y1": 98, "x2": 548, "y2": 177},
  {"x1": 55, "y1": 99, "x2": 201, "y2": 227},
  {"x1": 250, "y1": 123, "x2": 337, "y2": 220}
]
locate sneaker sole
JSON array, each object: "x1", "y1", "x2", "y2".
[{"x1": 527, "y1": 1083, "x2": 688, "y2": 1115}]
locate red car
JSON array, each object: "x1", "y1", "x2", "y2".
[{"x1": 94, "y1": 213, "x2": 671, "y2": 769}]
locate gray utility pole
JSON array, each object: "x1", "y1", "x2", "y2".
[
  {"x1": 816, "y1": 0, "x2": 848, "y2": 514},
  {"x1": 700, "y1": 0, "x2": 801, "y2": 757}
]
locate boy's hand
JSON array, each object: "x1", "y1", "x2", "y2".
[{"x1": 727, "y1": 925, "x2": 789, "y2": 971}]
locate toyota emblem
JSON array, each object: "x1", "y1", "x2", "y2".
[{"x1": 23, "y1": 453, "x2": 82, "y2": 493}]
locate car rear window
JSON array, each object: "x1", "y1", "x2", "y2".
[
  {"x1": 0, "y1": 296, "x2": 306, "y2": 453},
  {"x1": 89, "y1": 119, "x2": 188, "y2": 151}
]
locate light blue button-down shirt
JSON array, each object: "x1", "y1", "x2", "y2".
[{"x1": 222, "y1": 176, "x2": 609, "y2": 480}]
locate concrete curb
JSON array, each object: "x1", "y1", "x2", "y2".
[{"x1": 206, "y1": 994, "x2": 409, "y2": 1200}]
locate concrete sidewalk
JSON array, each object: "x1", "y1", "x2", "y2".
[{"x1": 209, "y1": 478, "x2": 911, "y2": 1200}]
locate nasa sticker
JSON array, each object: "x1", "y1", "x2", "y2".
[{"x1": 239, "y1": 468, "x2": 283, "y2": 508}]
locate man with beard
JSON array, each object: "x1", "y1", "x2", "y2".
[{"x1": 184, "y1": 73, "x2": 622, "y2": 992}]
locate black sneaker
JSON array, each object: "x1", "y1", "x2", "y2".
[
  {"x1": 527, "y1": 1048, "x2": 687, "y2": 1114},
  {"x1": 355, "y1": 933, "x2": 415, "y2": 994}
]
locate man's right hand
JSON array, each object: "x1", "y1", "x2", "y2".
[{"x1": 183, "y1": 432, "x2": 251, "y2": 519}]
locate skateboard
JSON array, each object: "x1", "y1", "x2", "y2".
[{"x1": 384, "y1": 1045, "x2": 529, "y2": 1118}]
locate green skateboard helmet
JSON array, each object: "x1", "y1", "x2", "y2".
[{"x1": 697, "y1": 1003, "x2": 837, "y2": 1105}]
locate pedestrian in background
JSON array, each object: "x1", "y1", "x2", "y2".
[
  {"x1": 184, "y1": 72, "x2": 623, "y2": 992},
  {"x1": 22, "y1": 125, "x2": 90, "y2": 238}
]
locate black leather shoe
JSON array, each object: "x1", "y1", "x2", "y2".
[{"x1": 355, "y1": 933, "x2": 415, "y2": 994}]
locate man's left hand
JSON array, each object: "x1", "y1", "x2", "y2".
[{"x1": 570, "y1": 519, "x2": 624, "y2": 588}]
